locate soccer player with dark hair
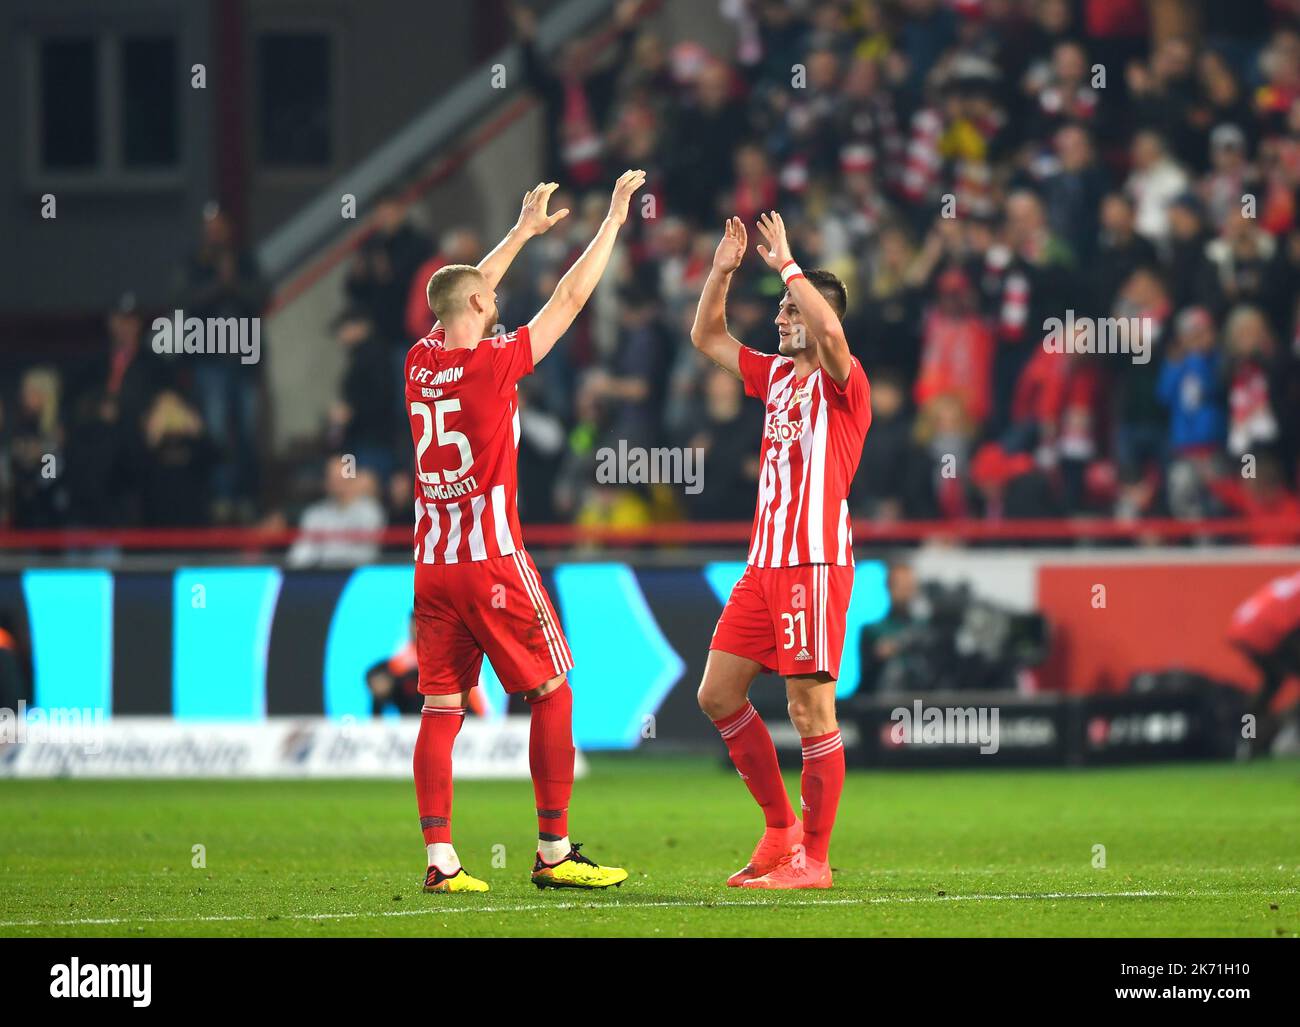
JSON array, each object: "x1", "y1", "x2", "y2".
[
  {"x1": 406, "y1": 172, "x2": 644, "y2": 893},
  {"x1": 690, "y1": 213, "x2": 872, "y2": 889}
]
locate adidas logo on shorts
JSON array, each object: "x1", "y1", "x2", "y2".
[{"x1": 794, "y1": 647, "x2": 812, "y2": 661}]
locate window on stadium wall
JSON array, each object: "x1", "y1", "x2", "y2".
[
  {"x1": 30, "y1": 32, "x2": 181, "y2": 180},
  {"x1": 121, "y1": 35, "x2": 179, "y2": 168},
  {"x1": 38, "y1": 37, "x2": 99, "y2": 171},
  {"x1": 257, "y1": 32, "x2": 333, "y2": 168}
]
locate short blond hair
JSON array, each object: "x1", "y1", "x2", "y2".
[{"x1": 426, "y1": 264, "x2": 485, "y2": 321}]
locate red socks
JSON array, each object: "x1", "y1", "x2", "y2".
[
  {"x1": 713, "y1": 703, "x2": 796, "y2": 829},
  {"x1": 799, "y1": 730, "x2": 844, "y2": 863},
  {"x1": 713, "y1": 705, "x2": 844, "y2": 862},
  {"x1": 526, "y1": 681, "x2": 575, "y2": 839},
  {"x1": 416, "y1": 685, "x2": 576, "y2": 847},
  {"x1": 413, "y1": 705, "x2": 465, "y2": 844}
]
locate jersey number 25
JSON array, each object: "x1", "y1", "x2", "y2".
[{"x1": 411, "y1": 400, "x2": 473, "y2": 484}]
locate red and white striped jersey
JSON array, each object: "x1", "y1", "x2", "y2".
[
  {"x1": 404, "y1": 324, "x2": 532, "y2": 564},
  {"x1": 738, "y1": 346, "x2": 872, "y2": 568}
]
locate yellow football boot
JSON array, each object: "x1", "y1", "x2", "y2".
[
  {"x1": 531, "y1": 843, "x2": 628, "y2": 890},
  {"x1": 423, "y1": 864, "x2": 490, "y2": 893}
]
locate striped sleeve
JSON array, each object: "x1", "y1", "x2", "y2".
[
  {"x1": 737, "y1": 345, "x2": 779, "y2": 400},
  {"x1": 824, "y1": 356, "x2": 871, "y2": 417},
  {"x1": 488, "y1": 325, "x2": 535, "y2": 392}
]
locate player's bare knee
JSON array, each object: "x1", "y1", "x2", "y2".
[
  {"x1": 786, "y1": 697, "x2": 811, "y2": 735},
  {"x1": 697, "y1": 680, "x2": 737, "y2": 720},
  {"x1": 786, "y1": 693, "x2": 836, "y2": 737}
]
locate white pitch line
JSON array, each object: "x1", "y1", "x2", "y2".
[
  {"x1": 1, "y1": 888, "x2": 1295, "y2": 930},
  {"x1": 0, "y1": 898, "x2": 862, "y2": 928}
]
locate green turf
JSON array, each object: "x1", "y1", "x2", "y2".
[{"x1": 1, "y1": 756, "x2": 1298, "y2": 937}]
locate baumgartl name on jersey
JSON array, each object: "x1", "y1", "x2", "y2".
[{"x1": 420, "y1": 474, "x2": 479, "y2": 501}]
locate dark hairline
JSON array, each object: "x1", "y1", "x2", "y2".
[{"x1": 783, "y1": 268, "x2": 848, "y2": 320}]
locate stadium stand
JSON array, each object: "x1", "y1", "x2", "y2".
[{"x1": 4, "y1": 0, "x2": 1300, "y2": 551}]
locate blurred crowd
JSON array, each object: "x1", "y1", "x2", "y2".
[
  {"x1": 1, "y1": 204, "x2": 270, "y2": 533},
  {"x1": 6, "y1": 0, "x2": 1300, "y2": 552}
]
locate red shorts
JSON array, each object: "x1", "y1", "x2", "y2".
[
  {"x1": 414, "y1": 550, "x2": 574, "y2": 695},
  {"x1": 710, "y1": 562, "x2": 852, "y2": 679}
]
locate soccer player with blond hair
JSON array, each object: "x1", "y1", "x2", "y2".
[{"x1": 406, "y1": 171, "x2": 645, "y2": 893}]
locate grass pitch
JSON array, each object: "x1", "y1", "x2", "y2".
[{"x1": 1, "y1": 756, "x2": 1297, "y2": 937}]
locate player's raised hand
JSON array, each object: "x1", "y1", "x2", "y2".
[
  {"x1": 712, "y1": 217, "x2": 747, "y2": 274},
  {"x1": 606, "y1": 169, "x2": 647, "y2": 226},
  {"x1": 517, "y1": 182, "x2": 569, "y2": 237},
  {"x1": 754, "y1": 210, "x2": 794, "y2": 272}
]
